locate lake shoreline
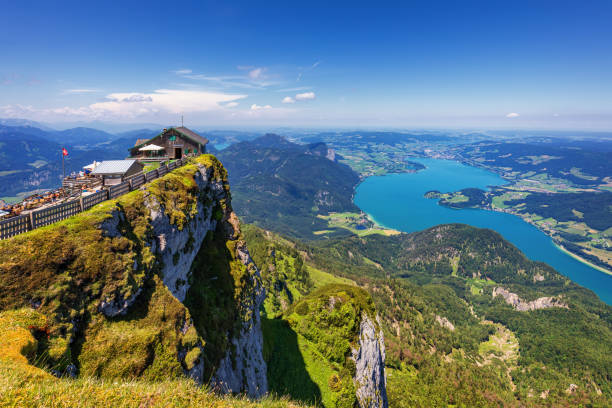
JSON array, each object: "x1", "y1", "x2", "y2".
[
  {"x1": 554, "y1": 243, "x2": 612, "y2": 277},
  {"x1": 353, "y1": 158, "x2": 612, "y2": 305},
  {"x1": 430, "y1": 189, "x2": 612, "y2": 277}
]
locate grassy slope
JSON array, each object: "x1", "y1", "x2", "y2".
[
  {"x1": 263, "y1": 285, "x2": 374, "y2": 408},
  {"x1": 243, "y1": 225, "x2": 374, "y2": 408},
  {"x1": 0, "y1": 155, "x2": 296, "y2": 407},
  {"x1": 0, "y1": 309, "x2": 306, "y2": 408}
]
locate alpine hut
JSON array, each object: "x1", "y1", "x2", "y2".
[{"x1": 128, "y1": 127, "x2": 208, "y2": 161}]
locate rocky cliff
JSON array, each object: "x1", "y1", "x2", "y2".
[
  {"x1": 492, "y1": 287, "x2": 568, "y2": 311},
  {"x1": 353, "y1": 314, "x2": 388, "y2": 408},
  {"x1": 0, "y1": 155, "x2": 267, "y2": 397},
  {"x1": 272, "y1": 284, "x2": 388, "y2": 408}
]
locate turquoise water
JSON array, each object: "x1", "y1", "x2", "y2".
[
  {"x1": 214, "y1": 143, "x2": 230, "y2": 151},
  {"x1": 354, "y1": 158, "x2": 612, "y2": 305}
]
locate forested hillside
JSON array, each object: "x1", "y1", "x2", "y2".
[
  {"x1": 244, "y1": 223, "x2": 612, "y2": 407},
  {"x1": 217, "y1": 134, "x2": 361, "y2": 239}
]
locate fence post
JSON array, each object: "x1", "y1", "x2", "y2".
[
  {"x1": 79, "y1": 196, "x2": 84, "y2": 211},
  {"x1": 29, "y1": 212, "x2": 35, "y2": 232}
]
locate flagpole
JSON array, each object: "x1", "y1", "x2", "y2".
[{"x1": 62, "y1": 148, "x2": 65, "y2": 179}]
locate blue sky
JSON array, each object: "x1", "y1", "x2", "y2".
[{"x1": 1, "y1": 0, "x2": 611, "y2": 130}]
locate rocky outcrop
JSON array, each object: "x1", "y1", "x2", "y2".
[
  {"x1": 493, "y1": 287, "x2": 568, "y2": 311},
  {"x1": 352, "y1": 313, "x2": 388, "y2": 408},
  {"x1": 210, "y1": 241, "x2": 268, "y2": 398},
  {"x1": 92, "y1": 156, "x2": 268, "y2": 396},
  {"x1": 146, "y1": 165, "x2": 225, "y2": 302},
  {"x1": 151, "y1": 160, "x2": 268, "y2": 397},
  {"x1": 435, "y1": 315, "x2": 455, "y2": 331}
]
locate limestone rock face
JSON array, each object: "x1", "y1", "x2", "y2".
[
  {"x1": 146, "y1": 165, "x2": 224, "y2": 302},
  {"x1": 103, "y1": 159, "x2": 268, "y2": 397},
  {"x1": 210, "y1": 244, "x2": 268, "y2": 397},
  {"x1": 352, "y1": 313, "x2": 388, "y2": 408},
  {"x1": 493, "y1": 287, "x2": 568, "y2": 311}
]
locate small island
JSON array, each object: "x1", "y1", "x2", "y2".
[{"x1": 424, "y1": 187, "x2": 490, "y2": 209}]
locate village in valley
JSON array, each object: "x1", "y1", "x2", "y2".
[{"x1": 0, "y1": 127, "x2": 208, "y2": 239}]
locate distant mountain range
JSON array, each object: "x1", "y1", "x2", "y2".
[
  {"x1": 0, "y1": 123, "x2": 157, "y2": 198},
  {"x1": 216, "y1": 134, "x2": 360, "y2": 239}
]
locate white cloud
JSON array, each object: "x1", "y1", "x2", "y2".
[
  {"x1": 295, "y1": 92, "x2": 316, "y2": 101},
  {"x1": 248, "y1": 67, "x2": 265, "y2": 79},
  {"x1": 1, "y1": 89, "x2": 247, "y2": 121},
  {"x1": 224, "y1": 101, "x2": 239, "y2": 108},
  {"x1": 62, "y1": 89, "x2": 101, "y2": 94},
  {"x1": 506, "y1": 112, "x2": 520, "y2": 118},
  {"x1": 90, "y1": 89, "x2": 246, "y2": 116},
  {"x1": 250, "y1": 103, "x2": 272, "y2": 111},
  {"x1": 282, "y1": 96, "x2": 295, "y2": 104},
  {"x1": 172, "y1": 69, "x2": 193, "y2": 75}
]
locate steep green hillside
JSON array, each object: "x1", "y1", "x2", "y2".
[
  {"x1": 243, "y1": 225, "x2": 386, "y2": 408},
  {"x1": 263, "y1": 285, "x2": 376, "y2": 408},
  {"x1": 216, "y1": 134, "x2": 361, "y2": 239},
  {"x1": 244, "y1": 223, "x2": 612, "y2": 407},
  {"x1": 0, "y1": 155, "x2": 289, "y2": 406}
]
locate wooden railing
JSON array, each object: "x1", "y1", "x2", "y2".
[{"x1": 0, "y1": 158, "x2": 189, "y2": 241}]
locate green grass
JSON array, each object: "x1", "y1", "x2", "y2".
[
  {"x1": 143, "y1": 162, "x2": 160, "y2": 173},
  {"x1": 264, "y1": 284, "x2": 375, "y2": 408},
  {"x1": 0, "y1": 308, "x2": 308, "y2": 408},
  {"x1": 317, "y1": 212, "x2": 400, "y2": 237},
  {"x1": 307, "y1": 265, "x2": 355, "y2": 289}
]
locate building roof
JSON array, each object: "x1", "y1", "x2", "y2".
[
  {"x1": 174, "y1": 127, "x2": 209, "y2": 146},
  {"x1": 130, "y1": 127, "x2": 209, "y2": 151},
  {"x1": 91, "y1": 160, "x2": 142, "y2": 175}
]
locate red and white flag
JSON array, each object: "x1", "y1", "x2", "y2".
[{"x1": 62, "y1": 148, "x2": 68, "y2": 156}]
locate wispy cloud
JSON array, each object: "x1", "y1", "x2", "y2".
[
  {"x1": 297, "y1": 60, "x2": 321, "y2": 81},
  {"x1": 250, "y1": 103, "x2": 272, "y2": 110},
  {"x1": 282, "y1": 91, "x2": 316, "y2": 104},
  {"x1": 275, "y1": 86, "x2": 312, "y2": 93},
  {"x1": 247, "y1": 67, "x2": 265, "y2": 79},
  {"x1": 295, "y1": 92, "x2": 316, "y2": 101},
  {"x1": 506, "y1": 112, "x2": 520, "y2": 118},
  {"x1": 62, "y1": 89, "x2": 102, "y2": 94},
  {"x1": 172, "y1": 69, "x2": 193, "y2": 75},
  {"x1": 173, "y1": 66, "x2": 279, "y2": 90},
  {"x1": 1, "y1": 89, "x2": 247, "y2": 121}
]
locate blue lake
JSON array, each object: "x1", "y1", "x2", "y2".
[
  {"x1": 354, "y1": 158, "x2": 612, "y2": 305},
  {"x1": 214, "y1": 143, "x2": 230, "y2": 151}
]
